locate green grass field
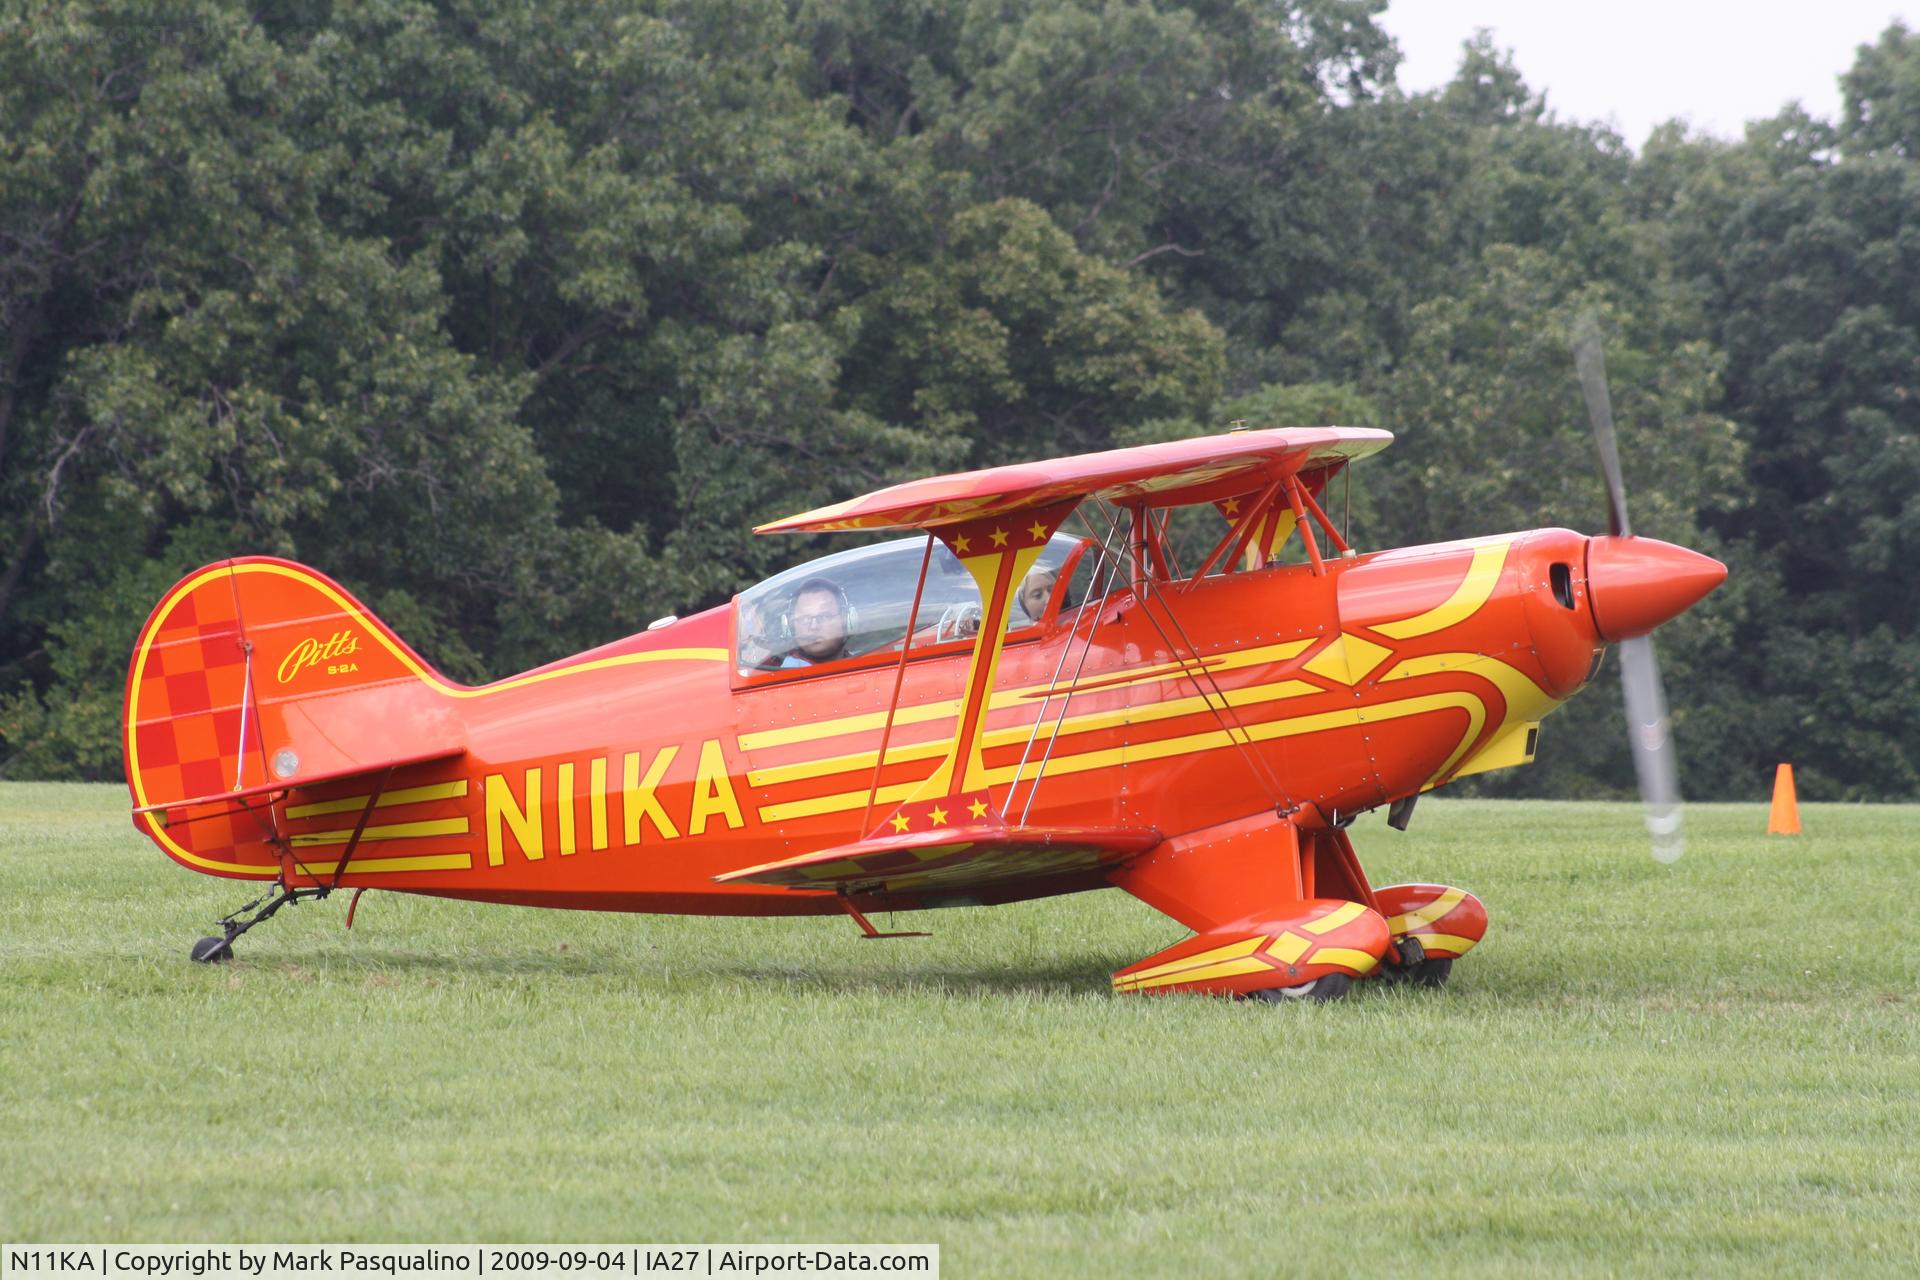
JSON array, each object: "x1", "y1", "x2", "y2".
[{"x1": 1, "y1": 783, "x2": 1914, "y2": 1276}]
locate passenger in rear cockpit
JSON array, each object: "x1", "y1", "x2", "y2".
[{"x1": 1016, "y1": 565, "x2": 1059, "y2": 624}]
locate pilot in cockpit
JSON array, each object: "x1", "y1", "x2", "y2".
[
  {"x1": 736, "y1": 577, "x2": 852, "y2": 674},
  {"x1": 780, "y1": 578, "x2": 851, "y2": 667},
  {"x1": 735, "y1": 535, "x2": 1080, "y2": 677}
]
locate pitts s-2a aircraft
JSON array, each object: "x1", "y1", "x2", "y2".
[{"x1": 124, "y1": 352, "x2": 1725, "y2": 1000}]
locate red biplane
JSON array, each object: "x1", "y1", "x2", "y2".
[{"x1": 124, "y1": 352, "x2": 1724, "y2": 1000}]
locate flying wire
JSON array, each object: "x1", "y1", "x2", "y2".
[
  {"x1": 1014, "y1": 503, "x2": 1130, "y2": 826},
  {"x1": 1006, "y1": 507, "x2": 1122, "y2": 820},
  {"x1": 1135, "y1": 559, "x2": 1292, "y2": 812}
]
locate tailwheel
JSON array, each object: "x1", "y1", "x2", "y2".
[
  {"x1": 189, "y1": 882, "x2": 331, "y2": 964},
  {"x1": 1249, "y1": 973, "x2": 1352, "y2": 1004}
]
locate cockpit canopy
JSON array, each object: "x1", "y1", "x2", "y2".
[{"x1": 735, "y1": 533, "x2": 1089, "y2": 677}]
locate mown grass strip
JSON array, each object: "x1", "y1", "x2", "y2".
[{"x1": 1, "y1": 784, "x2": 1914, "y2": 1275}]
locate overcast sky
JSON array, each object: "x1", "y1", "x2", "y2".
[{"x1": 1377, "y1": 2, "x2": 1919, "y2": 147}]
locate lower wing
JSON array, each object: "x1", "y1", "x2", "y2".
[{"x1": 716, "y1": 822, "x2": 1161, "y2": 897}]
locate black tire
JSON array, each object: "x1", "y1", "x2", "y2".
[
  {"x1": 1384, "y1": 956, "x2": 1452, "y2": 987},
  {"x1": 1249, "y1": 972, "x2": 1352, "y2": 1003},
  {"x1": 190, "y1": 936, "x2": 233, "y2": 963},
  {"x1": 1381, "y1": 937, "x2": 1452, "y2": 989}
]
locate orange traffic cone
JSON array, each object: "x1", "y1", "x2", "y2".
[{"x1": 1767, "y1": 763, "x2": 1800, "y2": 835}]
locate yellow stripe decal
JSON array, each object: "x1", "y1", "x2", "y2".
[
  {"x1": 989, "y1": 693, "x2": 1486, "y2": 787},
  {"x1": 745, "y1": 698, "x2": 965, "y2": 757},
  {"x1": 1268, "y1": 932, "x2": 1311, "y2": 965},
  {"x1": 285, "y1": 779, "x2": 469, "y2": 819},
  {"x1": 1302, "y1": 900, "x2": 1367, "y2": 935},
  {"x1": 1388, "y1": 888, "x2": 1466, "y2": 935},
  {"x1": 747, "y1": 677, "x2": 1320, "y2": 788},
  {"x1": 1309, "y1": 947, "x2": 1380, "y2": 974},
  {"x1": 755, "y1": 649, "x2": 1547, "y2": 824},
  {"x1": 1302, "y1": 633, "x2": 1394, "y2": 687},
  {"x1": 1371, "y1": 542, "x2": 1510, "y2": 639},
  {"x1": 1412, "y1": 932, "x2": 1477, "y2": 956},
  {"x1": 738, "y1": 640, "x2": 1314, "y2": 752},
  {"x1": 478, "y1": 648, "x2": 728, "y2": 691},
  {"x1": 1117, "y1": 956, "x2": 1273, "y2": 991},
  {"x1": 1122, "y1": 935, "x2": 1269, "y2": 983},
  {"x1": 749, "y1": 736, "x2": 950, "y2": 788},
  {"x1": 234, "y1": 564, "x2": 725, "y2": 695},
  {"x1": 287, "y1": 818, "x2": 470, "y2": 848},
  {"x1": 290, "y1": 853, "x2": 474, "y2": 875},
  {"x1": 759, "y1": 780, "x2": 924, "y2": 824},
  {"x1": 1380, "y1": 653, "x2": 1557, "y2": 784},
  {"x1": 756, "y1": 692, "x2": 1488, "y2": 824}
]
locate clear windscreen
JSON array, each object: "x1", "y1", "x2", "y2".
[{"x1": 735, "y1": 533, "x2": 1087, "y2": 675}]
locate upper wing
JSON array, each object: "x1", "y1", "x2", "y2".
[
  {"x1": 735, "y1": 428, "x2": 1380, "y2": 899},
  {"x1": 756, "y1": 426, "x2": 1391, "y2": 534}
]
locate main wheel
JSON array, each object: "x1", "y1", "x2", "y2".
[
  {"x1": 190, "y1": 936, "x2": 234, "y2": 963},
  {"x1": 1249, "y1": 973, "x2": 1352, "y2": 1003},
  {"x1": 1381, "y1": 956, "x2": 1451, "y2": 987},
  {"x1": 1381, "y1": 937, "x2": 1452, "y2": 988}
]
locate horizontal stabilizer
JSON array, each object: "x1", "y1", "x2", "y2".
[
  {"x1": 133, "y1": 746, "x2": 466, "y2": 823},
  {"x1": 717, "y1": 823, "x2": 1162, "y2": 895}
]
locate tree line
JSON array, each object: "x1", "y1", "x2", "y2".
[{"x1": 3, "y1": 1, "x2": 1916, "y2": 800}]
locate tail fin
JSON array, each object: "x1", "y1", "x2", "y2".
[{"x1": 124, "y1": 557, "x2": 463, "y2": 878}]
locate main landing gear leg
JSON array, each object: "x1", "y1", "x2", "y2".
[{"x1": 1108, "y1": 821, "x2": 1391, "y2": 1002}]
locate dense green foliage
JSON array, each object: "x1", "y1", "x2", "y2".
[{"x1": 2, "y1": 2, "x2": 1914, "y2": 799}]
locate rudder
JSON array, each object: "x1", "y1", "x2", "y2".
[{"x1": 125, "y1": 557, "x2": 462, "y2": 878}]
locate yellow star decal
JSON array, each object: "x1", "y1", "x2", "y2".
[
  {"x1": 1223, "y1": 498, "x2": 1241, "y2": 515},
  {"x1": 967, "y1": 797, "x2": 989, "y2": 819},
  {"x1": 952, "y1": 534, "x2": 970, "y2": 554},
  {"x1": 927, "y1": 805, "x2": 949, "y2": 827},
  {"x1": 989, "y1": 527, "x2": 1009, "y2": 547},
  {"x1": 1027, "y1": 520, "x2": 1049, "y2": 543},
  {"x1": 889, "y1": 813, "x2": 911, "y2": 834}
]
